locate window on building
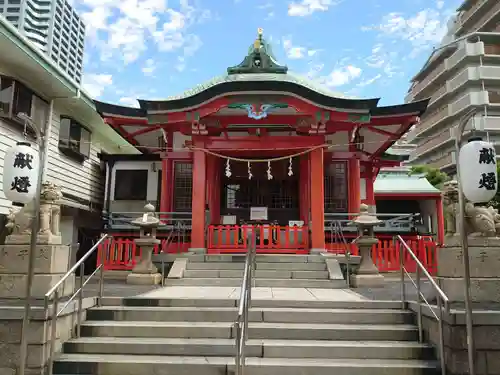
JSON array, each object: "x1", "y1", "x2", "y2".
[
  {"x1": 59, "y1": 117, "x2": 91, "y2": 161},
  {"x1": 114, "y1": 170, "x2": 148, "y2": 200},
  {"x1": 173, "y1": 162, "x2": 193, "y2": 211},
  {"x1": 324, "y1": 161, "x2": 348, "y2": 213},
  {"x1": 0, "y1": 76, "x2": 48, "y2": 136}
]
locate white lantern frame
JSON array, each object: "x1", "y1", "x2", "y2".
[
  {"x1": 2, "y1": 141, "x2": 40, "y2": 206},
  {"x1": 458, "y1": 136, "x2": 498, "y2": 204}
]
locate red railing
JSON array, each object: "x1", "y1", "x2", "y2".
[
  {"x1": 97, "y1": 237, "x2": 189, "y2": 271},
  {"x1": 207, "y1": 224, "x2": 309, "y2": 253},
  {"x1": 98, "y1": 232, "x2": 437, "y2": 273},
  {"x1": 326, "y1": 237, "x2": 437, "y2": 274}
]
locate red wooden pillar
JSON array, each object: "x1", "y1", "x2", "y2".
[
  {"x1": 206, "y1": 154, "x2": 220, "y2": 225},
  {"x1": 348, "y1": 158, "x2": 361, "y2": 217},
  {"x1": 436, "y1": 196, "x2": 445, "y2": 245},
  {"x1": 165, "y1": 131, "x2": 174, "y2": 215},
  {"x1": 299, "y1": 155, "x2": 308, "y2": 222},
  {"x1": 190, "y1": 149, "x2": 207, "y2": 251},
  {"x1": 363, "y1": 163, "x2": 376, "y2": 212},
  {"x1": 160, "y1": 157, "x2": 169, "y2": 217},
  {"x1": 310, "y1": 147, "x2": 325, "y2": 252},
  {"x1": 213, "y1": 158, "x2": 221, "y2": 224}
]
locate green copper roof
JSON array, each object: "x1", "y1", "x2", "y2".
[
  {"x1": 164, "y1": 72, "x2": 356, "y2": 101},
  {"x1": 374, "y1": 169, "x2": 440, "y2": 194},
  {"x1": 163, "y1": 29, "x2": 355, "y2": 102}
]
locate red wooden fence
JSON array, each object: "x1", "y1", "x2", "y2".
[
  {"x1": 207, "y1": 224, "x2": 309, "y2": 253},
  {"x1": 326, "y1": 237, "x2": 437, "y2": 275},
  {"x1": 97, "y1": 238, "x2": 189, "y2": 271},
  {"x1": 98, "y1": 232, "x2": 437, "y2": 274}
]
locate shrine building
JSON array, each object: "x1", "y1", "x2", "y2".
[{"x1": 95, "y1": 30, "x2": 443, "y2": 255}]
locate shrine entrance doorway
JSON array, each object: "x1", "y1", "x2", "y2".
[{"x1": 220, "y1": 157, "x2": 300, "y2": 225}]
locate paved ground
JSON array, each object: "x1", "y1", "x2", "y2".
[
  {"x1": 139, "y1": 286, "x2": 366, "y2": 301},
  {"x1": 77, "y1": 278, "x2": 435, "y2": 302}
]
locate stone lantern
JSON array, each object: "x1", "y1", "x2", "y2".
[
  {"x1": 349, "y1": 203, "x2": 385, "y2": 288},
  {"x1": 126, "y1": 203, "x2": 162, "y2": 285}
]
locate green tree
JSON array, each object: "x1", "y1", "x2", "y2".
[{"x1": 409, "y1": 165, "x2": 450, "y2": 190}]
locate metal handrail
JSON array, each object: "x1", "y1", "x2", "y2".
[
  {"x1": 44, "y1": 234, "x2": 111, "y2": 375},
  {"x1": 331, "y1": 220, "x2": 352, "y2": 287},
  {"x1": 234, "y1": 232, "x2": 256, "y2": 375},
  {"x1": 394, "y1": 235, "x2": 449, "y2": 375}
]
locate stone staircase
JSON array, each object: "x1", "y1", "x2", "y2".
[
  {"x1": 165, "y1": 254, "x2": 347, "y2": 288},
  {"x1": 53, "y1": 296, "x2": 440, "y2": 375}
]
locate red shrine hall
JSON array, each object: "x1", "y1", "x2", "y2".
[{"x1": 95, "y1": 31, "x2": 437, "y2": 264}]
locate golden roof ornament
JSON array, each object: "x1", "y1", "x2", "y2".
[{"x1": 254, "y1": 28, "x2": 263, "y2": 50}]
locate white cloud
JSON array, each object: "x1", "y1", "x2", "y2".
[
  {"x1": 82, "y1": 73, "x2": 113, "y2": 98},
  {"x1": 282, "y1": 38, "x2": 318, "y2": 60},
  {"x1": 175, "y1": 56, "x2": 186, "y2": 72},
  {"x1": 357, "y1": 74, "x2": 381, "y2": 87},
  {"x1": 78, "y1": 0, "x2": 209, "y2": 64},
  {"x1": 324, "y1": 65, "x2": 362, "y2": 87},
  {"x1": 364, "y1": 5, "x2": 454, "y2": 56},
  {"x1": 142, "y1": 59, "x2": 156, "y2": 76},
  {"x1": 288, "y1": 0, "x2": 338, "y2": 17},
  {"x1": 119, "y1": 97, "x2": 140, "y2": 107}
]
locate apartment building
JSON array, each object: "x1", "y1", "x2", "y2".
[
  {"x1": 0, "y1": 0, "x2": 85, "y2": 83},
  {"x1": 0, "y1": 17, "x2": 137, "y2": 252},
  {"x1": 406, "y1": 0, "x2": 500, "y2": 174}
]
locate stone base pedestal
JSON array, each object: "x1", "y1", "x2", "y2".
[
  {"x1": 5, "y1": 233, "x2": 62, "y2": 245},
  {"x1": 0, "y1": 243, "x2": 74, "y2": 299},
  {"x1": 310, "y1": 248, "x2": 327, "y2": 254},
  {"x1": 351, "y1": 238, "x2": 385, "y2": 288},
  {"x1": 188, "y1": 247, "x2": 206, "y2": 254},
  {"x1": 438, "y1": 236, "x2": 500, "y2": 303},
  {"x1": 350, "y1": 273, "x2": 385, "y2": 288},
  {"x1": 126, "y1": 272, "x2": 162, "y2": 285}
]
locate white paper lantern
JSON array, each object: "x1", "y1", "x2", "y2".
[
  {"x1": 458, "y1": 137, "x2": 498, "y2": 203},
  {"x1": 2, "y1": 142, "x2": 39, "y2": 206}
]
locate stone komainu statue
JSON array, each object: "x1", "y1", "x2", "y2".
[
  {"x1": 442, "y1": 180, "x2": 500, "y2": 237},
  {"x1": 4, "y1": 182, "x2": 63, "y2": 242}
]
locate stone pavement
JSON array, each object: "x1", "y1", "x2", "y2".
[
  {"x1": 139, "y1": 286, "x2": 366, "y2": 301},
  {"x1": 79, "y1": 278, "x2": 434, "y2": 302}
]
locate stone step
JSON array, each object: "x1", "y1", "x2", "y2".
[
  {"x1": 120, "y1": 298, "x2": 405, "y2": 310},
  {"x1": 64, "y1": 337, "x2": 434, "y2": 359},
  {"x1": 87, "y1": 306, "x2": 414, "y2": 324},
  {"x1": 182, "y1": 269, "x2": 330, "y2": 279},
  {"x1": 188, "y1": 255, "x2": 324, "y2": 263},
  {"x1": 186, "y1": 262, "x2": 327, "y2": 271},
  {"x1": 53, "y1": 354, "x2": 439, "y2": 375},
  {"x1": 80, "y1": 321, "x2": 418, "y2": 341},
  {"x1": 164, "y1": 278, "x2": 344, "y2": 288}
]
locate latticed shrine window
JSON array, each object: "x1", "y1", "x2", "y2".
[
  {"x1": 324, "y1": 161, "x2": 347, "y2": 212},
  {"x1": 173, "y1": 162, "x2": 192, "y2": 211}
]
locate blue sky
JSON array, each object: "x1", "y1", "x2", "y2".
[{"x1": 74, "y1": 0, "x2": 462, "y2": 107}]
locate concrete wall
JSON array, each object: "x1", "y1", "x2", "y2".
[{"x1": 411, "y1": 302, "x2": 500, "y2": 375}]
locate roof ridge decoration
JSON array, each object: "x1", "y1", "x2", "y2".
[{"x1": 227, "y1": 28, "x2": 288, "y2": 75}]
